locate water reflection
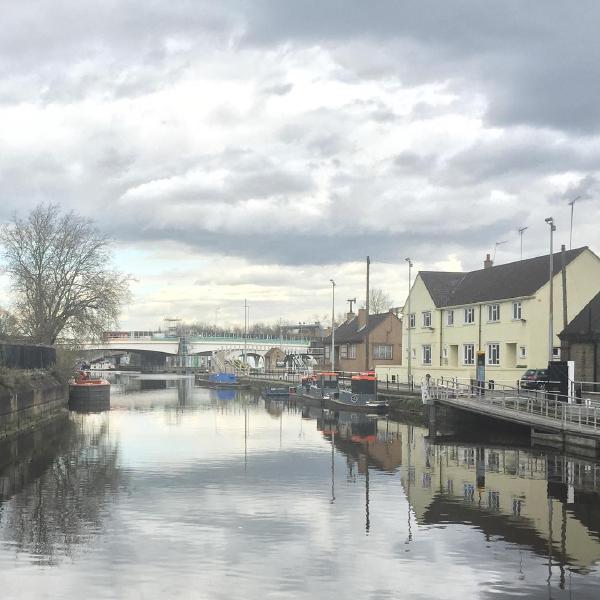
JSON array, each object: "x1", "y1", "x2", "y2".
[
  {"x1": 0, "y1": 377, "x2": 599, "y2": 599},
  {"x1": 0, "y1": 414, "x2": 122, "y2": 565}
]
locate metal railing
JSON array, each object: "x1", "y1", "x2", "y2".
[{"x1": 430, "y1": 378, "x2": 600, "y2": 432}]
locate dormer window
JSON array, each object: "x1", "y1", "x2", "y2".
[{"x1": 422, "y1": 311, "x2": 432, "y2": 327}]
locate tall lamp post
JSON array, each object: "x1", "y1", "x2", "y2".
[
  {"x1": 330, "y1": 279, "x2": 336, "y2": 371},
  {"x1": 405, "y1": 258, "x2": 413, "y2": 388},
  {"x1": 545, "y1": 217, "x2": 556, "y2": 362},
  {"x1": 568, "y1": 196, "x2": 581, "y2": 250},
  {"x1": 518, "y1": 227, "x2": 528, "y2": 261}
]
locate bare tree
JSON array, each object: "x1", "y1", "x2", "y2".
[
  {"x1": 362, "y1": 288, "x2": 394, "y2": 314},
  {"x1": 0, "y1": 307, "x2": 18, "y2": 340},
  {"x1": 0, "y1": 203, "x2": 131, "y2": 345}
]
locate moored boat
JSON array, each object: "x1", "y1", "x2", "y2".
[
  {"x1": 263, "y1": 385, "x2": 291, "y2": 398},
  {"x1": 298, "y1": 372, "x2": 339, "y2": 404},
  {"x1": 69, "y1": 371, "x2": 111, "y2": 412},
  {"x1": 328, "y1": 372, "x2": 388, "y2": 413}
]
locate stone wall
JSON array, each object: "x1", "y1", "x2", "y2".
[{"x1": 0, "y1": 373, "x2": 68, "y2": 439}]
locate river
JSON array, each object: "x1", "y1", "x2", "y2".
[{"x1": 0, "y1": 373, "x2": 599, "y2": 599}]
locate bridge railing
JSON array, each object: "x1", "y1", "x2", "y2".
[{"x1": 430, "y1": 378, "x2": 600, "y2": 432}]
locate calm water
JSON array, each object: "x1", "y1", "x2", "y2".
[{"x1": 1, "y1": 374, "x2": 600, "y2": 599}]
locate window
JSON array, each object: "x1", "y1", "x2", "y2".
[
  {"x1": 553, "y1": 347, "x2": 561, "y2": 360},
  {"x1": 463, "y1": 343, "x2": 475, "y2": 365},
  {"x1": 348, "y1": 344, "x2": 356, "y2": 359},
  {"x1": 519, "y1": 346, "x2": 527, "y2": 359},
  {"x1": 488, "y1": 304, "x2": 500, "y2": 322},
  {"x1": 373, "y1": 344, "x2": 393, "y2": 360},
  {"x1": 340, "y1": 345, "x2": 348, "y2": 359},
  {"x1": 464, "y1": 307, "x2": 475, "y2": 324},
  {"x1": 487, "y1": 343, "x2": 500, "y2": 366},
  {"x1": 447, "y1": 310, "x2": 454, "y2": 326},
  {"x1": 408, "y1": 313, "x2": 416, "y2": 328},
  {"x1": 422, "y1": 345, "x2": 432, "y2": 364},
  {"x1": 442, "y1": 347, "x2": 448, "y2": 360},
  {"x1": 325, "y1": 346, "x2": 330, "y2": 359},
  {"x1": 411, "y1": 348, "x2": 416, "y2": 360},
  {"x1": 422, "y1": 311, "x2": 432, "y2": 327},
  {"x1": 512, "y1": 301, "x2": 522, "y2": 320}
]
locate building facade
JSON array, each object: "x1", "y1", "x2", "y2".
[
  {"x1": 323, "y1": 308, "x2": 402, "y2": 372},
  {"x1": 377, "y1": 247, "x2": 600, "y2": 386}
]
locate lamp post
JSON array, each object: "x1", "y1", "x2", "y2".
[
  {"x1": 405, "y1": 258, "x2": 413, "y2": 388},
  {"x1": 243, "y1": 299, "x2": 248, "y2": 370},
  {"x1": 330, "y1": 279, "x2": 336, "y2": 371},
  {"x1": 545, "y1": 217, "x2": 556, "y2": 362},
  {"x1": 518, "y1": 227, "x2": 528, "y2": 261},
  {"x1": 568, "y1": 196, "x2": 581, "y2": 250}
]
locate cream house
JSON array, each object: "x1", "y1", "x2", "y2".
[{"x1": 377, "y1": 246, "x2": 600, "y2": 386}]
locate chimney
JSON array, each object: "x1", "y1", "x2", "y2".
[
  {"x1": 484, "y1": 253, "x2": 493, "y2": 269},
  {"x1": 346, "y1": 311, "x2": 355, "y2": 322},
  {"x1": 357, "y1": 308, "x2": 367, "y2": 327}
]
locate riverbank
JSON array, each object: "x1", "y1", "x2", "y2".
[{"x1": 0, "y1": 370, "x2": 68, "y2": 440}]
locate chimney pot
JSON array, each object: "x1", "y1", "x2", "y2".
[{"x1": 484, "y1": 253, "x2": 493, "y2": 269}]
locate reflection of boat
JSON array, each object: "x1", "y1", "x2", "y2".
[
  {"x1": 69, "y1": 372, "x2": 110, "y2": 412},
  {"x1": 213, "y1": 388, "x2": 236, "y2": 401},
  {"x1": 332, "y1": 373, "x2": 389, "y2": 413}
]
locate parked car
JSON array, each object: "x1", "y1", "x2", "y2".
[{"x1": 520, "y1": 369, "x2": 549, "y2": 390}]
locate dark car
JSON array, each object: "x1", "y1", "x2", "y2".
[{"x1": 520, "y1": 369, "x2": 549, "y2": 390}]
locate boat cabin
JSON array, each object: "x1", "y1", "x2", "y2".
[
  {"x1": 351, "y1": 373, "x2": 377, "y2": 395},
  {"x1": 317, "y1": 372, "x2": 338, "y2": 390}
]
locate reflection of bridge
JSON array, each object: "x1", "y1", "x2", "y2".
[{"x1": 82, "y1": 335, "x2": 313, "y2": 368}]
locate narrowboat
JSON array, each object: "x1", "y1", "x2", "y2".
[
  {"x1": 297, "y1": 372, "x2": 339, "y2": 403},
  {"x1": 329, "y1": 372, "x2": 388, "y2": 413},
  {"x1": 263, "y1": 385, "x2": 291, "y2": 399}
]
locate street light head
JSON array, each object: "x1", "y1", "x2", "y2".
[
  {"x1": 568, "y1": 195, "x2": 581, "y2": 206},
  {"x1": 405, "y1": 257, "x2": 413, "y2": 267},
  {"x1": 330, "y1": 279, "x2": 335, "y2": 286},
  {"x1": 545, "y1": 217, "x2": 554, "y2": 224}
]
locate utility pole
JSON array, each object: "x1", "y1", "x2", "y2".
[
  {"x1": 568, "y1": 195, "x2": 581, "y2": 250},
  {"x1": 518, "y1": 227, "x2": 528, "y2": 261},
  {"x1": 545, "y1": 217, "x2": 556, "y2": 362},
  {"x1": 243, "y1": 299, "x2": 248, "y2": 371},
  {"x1": 561, "y1": 244, "x2": 568, "y2": 330},
  {"x1": 405, "y1": 257, "x2": 413, "y2": 387},
  {"x1": 330, "y1": 279, "x2": 336, "y2": 371},
  {"x1": 365, "y1": 256, "x2": 370, "y2": 371}
]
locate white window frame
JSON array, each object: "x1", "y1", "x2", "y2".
[
  {"x1": 422, "y1": 345, "x2": 432, "y2": 365},
  {"x1": 553, "y1": 346, "x2": 561, "y2": 360},
  {"x1": 340, "y1": 344, "x2": 348, "y2": 359},
  {"x1": 408, "y1": 313, "x2": 416, "y2": 328},
  {"x1": 373, "y1": 344, "x2": 393, "y2": 360},
  {"x1": 488, "y1": 304, "x2": 500, "y2": 322},
  {"x1": 463, "y1": 343, "x2": 475, "y2": 365},
  {"x1": 487, "y1": 343, "x2": 500, "y2": 366},
  {"x1": 348, "y1": 344, "x2": 356, "y2": 359},
  {"x1": 325, "y1": 346, "x2": 330, "y2": 359},
  {"x1": 411, "y1": 348, "x2": 416, "y2": 360},
  {"x1": 512, "y1": 301, "x2": 522, "y2": 320},
  {"x1": 464, "y1": 307, "x2": 475, "y2": 324},
  {"x1": 518, "y1": 345, "x2": 527, "y2": 360},
  {"x1": 446, "y1": 310, "x2": 454, "y2": 326},
  {"x1": 422, "y1": 311, "x2": 432, "y2": 328}
]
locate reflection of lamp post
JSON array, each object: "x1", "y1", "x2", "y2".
[
  {"x1": 405, "y1": 258, "x2": 413, "y2": 388},
  {"x1": 330, "y1": 279, "x2": 336, "y2": 371},
  {"x1": 545, "y1": 217, "x2": 556, "y2": 362}
]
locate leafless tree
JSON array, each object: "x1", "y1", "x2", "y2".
[
  {"x1": 0, "y1": 203, "x2": 131, "y2": 345},
  {"x1": 0, "y1": 307, "x2": 18, "y2": 340},
  {"x1": 362, "y1": 288, "x2": 394, "y2": 314}
]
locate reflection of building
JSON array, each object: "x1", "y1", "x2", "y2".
[{"x1": 400, "y1": 424, "x2": 600, "y2": 573}]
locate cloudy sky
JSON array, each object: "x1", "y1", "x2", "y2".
[{"x1": 1, "y1": 0, "x2": 599, "y2": 329}]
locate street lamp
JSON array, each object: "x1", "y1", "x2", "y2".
[
  {"x1": 405, "y1": 258, "x2": 413, "y2": 388},
  {"x1": 330, "y1": 279, "x2": 336, "y2": 371},
  {"x1": 545, "y1": 217, "x2": 556, "y2": 362},
  {"x1": 518, "y1": 227, "x2": 528, "y2": 261},
  {"x1": 568, "y1": 196, "x2": 581, "y2": 250}
]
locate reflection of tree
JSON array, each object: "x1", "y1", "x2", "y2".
[{"x1": 0, "y1": 415, "x2": 123, "y2": 564}]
